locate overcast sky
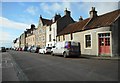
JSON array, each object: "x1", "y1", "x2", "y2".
[{"x1": 0, "y1": 0, "x2": 119, "y2": 48}]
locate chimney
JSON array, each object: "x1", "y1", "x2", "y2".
[
  {"x1": 40, "y1": 15, "x2": 42, "y2": 19},
  {"x1": 79, "y1": 16, "x2": 83, "y2": 21},
  {"x1": 53, "y1": 13, "x2": 61, "y2": 22},
  {"x1": 31, "y1": 24, "x2": 35, "y2": 30},
  {"x1": 64, "y1": 8, "x2": 71, "y2": 16},
  {"x1": 89, "y1": 7, "x2": 97, "y2": 18}
]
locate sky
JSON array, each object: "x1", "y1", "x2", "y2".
[{"x1": 0, "y1": 0, "x2": 119, "y2": 48}]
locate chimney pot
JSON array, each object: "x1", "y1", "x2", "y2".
[
  {"x1": 64, "y1": 8, "x2": 71, "y2": 16},
  {"x1": 79, "y1": 16, "x2": 83, "y2": 21},
  {"x1": 89, "y1": 7, "x2": 97, "y2": 18}
]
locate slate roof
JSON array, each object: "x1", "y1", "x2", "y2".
[
  {"x1": 57, "y1": 9, "x2": 120, "y2": 36},
  {"x1": 41, "y1": 18, "x2": 52, "y2": 26},
  {"x1": 57, "y1": 18, "x2": 90, "y2": 36},
  {"x1": 85, "y1": 9, "x2": 120, "y2": 29}
]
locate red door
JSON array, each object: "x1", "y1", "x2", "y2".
[{"x1": 99, "y1": 33, "x2": 110, "y2": 55}]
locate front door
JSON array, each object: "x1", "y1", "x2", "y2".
[{"x1": 99, "y1": 33, "x2": 110, "y2": 55}]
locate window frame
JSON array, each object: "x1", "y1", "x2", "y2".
[
  {"x1": 70, "y1": 33, "x2": 73, "y2": 40},
  {"x1": 84, "y1": 33, "x2": 92, "y2": 49},
  {"x1": 49, "y1": 34, "x2": 51, "y2": 42}
]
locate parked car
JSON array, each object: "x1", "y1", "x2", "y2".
[
  {"x1": 22, "y1": 46, "x2": 28, "y2": 51},
  {"x1": 51, "y1": 41, "x2": 81, "y2": 58},
  {"x1": 39, "y1": 47, "x2": 52, "y2": 54},
  {"x1": 27, "y1": 46, "x2": 33, "y2": 52},
  {"x1": 31, "y1": 46, "x2": 40, "y2": 53},
  {"x1": 18, "y1": 47, "x2": 22, "y2": 51},
  {"x1": 0, "y1": 47, "x2": 6, "y2": 52}
]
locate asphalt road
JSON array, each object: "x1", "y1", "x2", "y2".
[{"x1": 3, "y1": 50, "x2": 119, "y2": 81}]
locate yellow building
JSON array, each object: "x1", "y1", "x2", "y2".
[{"x1": 26, "y1": 34, "x2": 35, "y2": 47}]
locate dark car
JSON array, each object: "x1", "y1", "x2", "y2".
[
  {"x1": 0, "y1": 47, "x2": 6, "y2": 52},
  {"x1": 31, "y1": 46, "x2": 40, "y2": 53}
]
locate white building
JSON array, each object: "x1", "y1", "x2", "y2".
[
  {"x1": 13, "y1": 38, "x2": 20, "y2": 49},
  {"x1": 46, "y1": 9, "x2": 75, "y2": 47}
]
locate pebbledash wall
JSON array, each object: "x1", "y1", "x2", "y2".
[{"x1": 73, "y1": 27, "x2": 111, "y2": 56}]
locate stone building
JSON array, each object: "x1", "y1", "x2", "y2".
[
  {"x1": 57, "y1": 7, "x2": 120, "y2": 57},
  {"x1": 19, "y1": 31, "x2": 27, "y2": 48},
  {"x1": 35, "y1": 15, "x2": 52, "y2": 48},
  {"x1": 25, "y1": 24, "x2": 36, "y2": 47}
]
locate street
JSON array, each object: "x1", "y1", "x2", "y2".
[{"x1": 2, "y1": 50, "x2": 119, "y2": 81}]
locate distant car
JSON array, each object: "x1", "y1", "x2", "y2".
[
  {"x1": 27, "y1": 46, "x2": 33, "y2": 52},
  {"x1": 0, "y1": 47, "x2": 6, "y2": 52},
  {"x1": 31, "y1": 46, "x2": 40, "y2": 53},
  {"x1": 39, "y1": 47, "x2": 52, "y2": 54},
  {"x1": 22, "y1": 46, "x2": 28, "y2": 51},
  {"x1": 18, "y1": 47, "x2": 22, "y2": 51}
]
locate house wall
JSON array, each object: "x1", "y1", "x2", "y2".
[
  {"x1": 35, "y1": 26, "x2": 46, "y2": 48},
  {"x1": 14, "y1": 38, "x2": 20, "y2": 49},
  {"x1": 26, "y1": 35, "x2": 35, "y2": 47},
  {"x1": 57, "y1": 27, "x2": 111, "y2": 56},
  {"x1": 111, "y1": 17, "x2": 120, "y2": 56},
  {"x1": 20, "y1": 32, "x2": 26, "y2": 48},
  {"x1": 57, "y1": 16, "x2": 74, "y2": 34},
  {"x1": 74, "y1": 27, "x2": 111, "y2": 56},
  {"x1": 46, "y1": 23, "x2": 57, "y2": 47}
]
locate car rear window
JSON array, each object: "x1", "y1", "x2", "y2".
[{"x1": 47, "y1": 47, "x2": 52, "y2": 49}]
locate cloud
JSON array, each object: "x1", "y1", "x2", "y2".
[
  {"x1": 0, "y1": 17, "x2": 29, "y2": 30},
  {"x1": 92, "y1": 2, "x2": 118, "y2": 15},
  {"x1": 26, "y1": 6, "x2": 38, "y2": 15},
  {"x1": 0, "y1": 31, "x2": 12, "y2": 41},
  {"x1": 1, "y1": 0, "x2": 119, "y2": 2},
  {"x1": 40, "y1": 2, "x2": 71, "y2": 15},
  {"x1": 71, "y1": 2, "x2": 119, "y2": 19}
]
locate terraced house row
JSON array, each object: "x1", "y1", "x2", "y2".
[{"x1": 13, "y1": 7, "x2": 120, "y2": 57}]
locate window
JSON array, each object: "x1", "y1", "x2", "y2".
[
  {"x1": 49, "y1": 26, "x2": 51, "y2": 31},
  {"x1": 63, "y1": 35, "x2": 65, "y2": 40},
  {"x1": 49, "y1": 34, "x2": 51, "y2": 42},
  {"x1": 71, "y1": 33, "x2": 73, "y2": 40},
  {"x1": 85, "y1": 34, "x2": 91, "y2": 48},
  {"x1": 58, "y1": 36, "x2": 60, "y2": 41}
]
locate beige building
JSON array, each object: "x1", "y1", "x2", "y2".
[
  {"x1": 25, "y1": 24, "x2": 36, "y2": 47},
  {"x1": 19, "y1": 31, "x2": 27, "y2": 48},
  {"x1": 35, "y1": 15, "x2": 52, "y2": 48},
  {"x1": 26, "y1": 34, "x2": 35, "y2": 47},
  {"x1": 57, "y1": 7, "x2": 120, "y2": 57}
]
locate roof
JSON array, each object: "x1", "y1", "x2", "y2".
[
  {"x1": 57, "y1": 9, "x2": 120, "y2": 36},
  {"x1": 41, "y1": 18, "x2": 52, "y2": 26},
  {"x1": 85, "y1": 9, "x2": 120, "y2": 29},
  {"x1": 57, "y1": 18, "x2": 90, "y2": 36}
]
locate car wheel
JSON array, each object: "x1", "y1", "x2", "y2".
[
  {"x1": 43, "y1": 51, "x2": 45, "y2": 54},
  {"x1": 51, "y1": 52, "x2": 54, "y2": 56},
  {"x1": 63, "y1": 52, "x2": 67, "y2": 58}
]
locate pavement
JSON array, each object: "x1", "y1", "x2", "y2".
[{"x1": 80, "y1": 55, "x2": 120, "y2": 60}]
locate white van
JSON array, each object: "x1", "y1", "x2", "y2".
[{"x1": 51, "y1": 41, "x2": 81, "y2": 58}]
